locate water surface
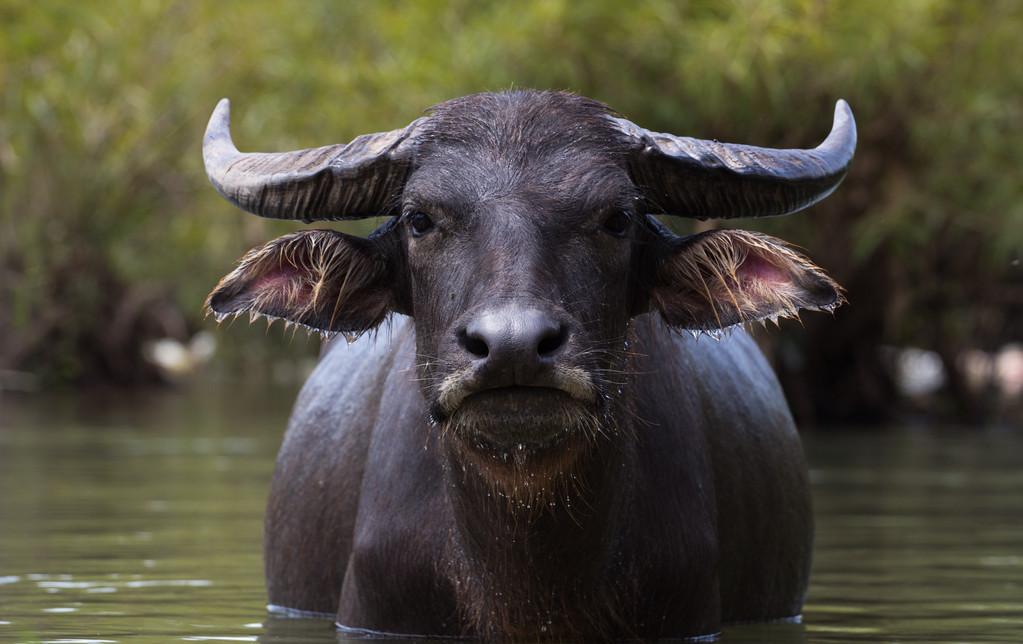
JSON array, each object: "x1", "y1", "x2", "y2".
[{"x1": 1, "y1": 386, "x2": 1020, "y2": 643}]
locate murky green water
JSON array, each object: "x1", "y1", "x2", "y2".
[{"x1": 1, "y1": 386, "x2": 1021, "y2": 643}]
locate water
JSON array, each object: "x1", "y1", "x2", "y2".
[
  {"x1": 1, "y1": 386, "x2": 1021, "y2": 643},
  {"x1": 797, "y1": 430, "x2": 1023, "y2": 643}
]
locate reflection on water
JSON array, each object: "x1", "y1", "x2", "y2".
[
  {"x1": 1, "y1": 386, "x2": 1021, "y2": 643},
  {"x1": 798, "y1": 430, "x2": 1023, "y2": 643},
  {"x1": 0, "y1": 385, "x2": 293, "y2": 644}
]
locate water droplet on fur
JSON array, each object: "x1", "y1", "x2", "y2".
[
  {"x1": 343, "y1": 332, "x2": 359, "y2": 344},
  {"x1": 512, "y1": 444, "x2": 528, "y2": 467}
]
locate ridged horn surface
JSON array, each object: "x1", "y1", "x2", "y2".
[
  {"x1": 202, "y1": 99, "x2": 426, "y2": 221},
  {"x1": 612, "y1": 100, "x2": 856, "y2": 219}
]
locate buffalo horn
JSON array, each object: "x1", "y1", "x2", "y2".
[
  {"x1": 202, "y1": 99, "x2": 427, "y2": 221},
  {"x1": 612, "y1": 100, "x2": 856, "y2": 219}
]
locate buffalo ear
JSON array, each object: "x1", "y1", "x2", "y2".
[
  {"x1": 206, "y1": 230, "x2": 394, "y2": 335},
  {"x1": 650, "y1": 229, "x2": 844, "y2": 332}
]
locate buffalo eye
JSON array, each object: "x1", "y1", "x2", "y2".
[
  {"x1": 602, "y1": 210, "x2": 632, "y2": 237},
  {"x1": 408, "y1": 212, "x2": 435, "y2": 236}
]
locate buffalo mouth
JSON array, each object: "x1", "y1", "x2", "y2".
[
  {"x1": 433, "y1": 373, "x2": 610, "y2": 502},
  {"x1": 465, "y1": 385, "x2": 574, "y2": 422},
  {"x1": 440, "y1": 384, "x2": 600, "y2": 454}
]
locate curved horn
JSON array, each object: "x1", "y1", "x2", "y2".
[
  {"x1": 203, "y1": 99, "x2": 427, "y2": 221},
  {"x1": 612, "y1": 100, "x2": 856, "y2": 219}
]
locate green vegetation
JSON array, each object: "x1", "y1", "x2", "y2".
[{"x1": 2, "y1": 1, "x2": 1020, "y2": 424}]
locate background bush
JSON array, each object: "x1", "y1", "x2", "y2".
[{"x1": 2, "y1": 0, "x2": 1020, "y2": 425}]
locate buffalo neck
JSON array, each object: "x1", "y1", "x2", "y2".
[{"x1": 439, "y1": 416, "x2": 633, "y2": 640}]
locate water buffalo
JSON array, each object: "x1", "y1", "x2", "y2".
[{"x1": 203, "y1": 90, "x2": 855, "y2": 641}]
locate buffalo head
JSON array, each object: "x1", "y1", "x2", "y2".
[{"x1": 205, "y1": 90, "x2": 853, "y2": 494}]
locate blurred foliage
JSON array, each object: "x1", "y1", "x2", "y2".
[{"x1": 1, "y1": 1, "x2": 1020, "y2": 424}]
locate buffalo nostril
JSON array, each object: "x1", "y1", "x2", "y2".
[
  {"x1": 537, "y1": 326, "x2": 567, "y2": 356},
  {"x1": 459, "y1": 329, "x2": 490, "y2": 358},
  {"x1": 462, "y1": 308, "x2": 567, "y2": 365}
]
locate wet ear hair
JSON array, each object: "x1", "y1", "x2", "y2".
[
  {"x1": 206, "y1": 229, "x2": 394, "y2": 337},
  {"x1": 650, "y1": 229, "x2": 844, "y2": 333}
]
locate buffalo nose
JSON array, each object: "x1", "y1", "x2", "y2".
[{"x1": 461, "y1": 308, "x2": 567, "y2": 373}]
